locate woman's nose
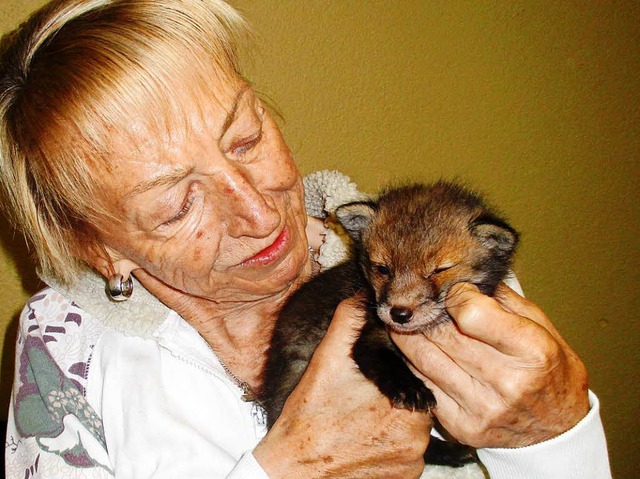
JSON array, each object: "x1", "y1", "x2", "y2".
[{"x1": 217, "y1": 168, "x2": 280, "y2": 239}]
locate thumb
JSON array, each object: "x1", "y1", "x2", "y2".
[{"x1": 314, "y1": 294, "x2": 367, "y2": 358}]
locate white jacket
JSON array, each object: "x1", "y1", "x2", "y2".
[{"x1": 5, "y1": 171, "x2": 611, "y2": 479}]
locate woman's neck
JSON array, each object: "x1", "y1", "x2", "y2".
[
  {"x1": 187, "y1": 292, "x2": 289, "y2": 392},
  {"x1": 134, "y1": 266, "x2": 309, "y2": 392}
]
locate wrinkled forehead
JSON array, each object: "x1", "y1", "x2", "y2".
[
  {"x1": 92, "y1": 69, "x2": 246, "y2": 191},
  {"x1": 113, "y1": 73, "x2": 245, "y2": 160}
]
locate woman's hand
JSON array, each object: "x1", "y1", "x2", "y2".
[
  {"x1": 392, "y1": 282, "x2": 590, "y2": 449},
  {"x1": 254, "y1": 297, "x2": 431, "y2": 479}
]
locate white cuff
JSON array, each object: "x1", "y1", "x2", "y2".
[
  {"x1": 226, "y1": 452, "x2": 270, "y2": 479},
  {"x1": 478, "y1": 391, "x2": 611, "y2": 479}
]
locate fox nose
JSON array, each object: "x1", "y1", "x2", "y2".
[{"x1": 390, "y1": 306, "x2": 414, "y2": 324}]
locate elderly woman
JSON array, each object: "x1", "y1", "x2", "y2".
[{"x1": 1, "y1": 1, "x2": 610, "y2": 478}]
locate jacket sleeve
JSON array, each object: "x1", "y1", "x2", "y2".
[
  {"x1": 478, "y1": 391, "x2": 612, "y2": 479},
  {"x1": 226, "y1": 453, "x2": 270, "y2": 479}
]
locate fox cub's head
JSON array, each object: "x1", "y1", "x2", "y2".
[{"x1": 336, "y1": 181, "x2": 519, "y2": 332}]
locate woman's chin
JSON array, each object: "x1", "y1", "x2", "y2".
[{"x1": 206, "y1": 246, "x2": 310, "y2": 303}]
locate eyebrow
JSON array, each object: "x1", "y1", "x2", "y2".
[
  {"x1": 218, "y1": 84, "x2": 251, "y2": 138},
  {"x1": 124, "y1": 167, "x2": 194, "y2": 199}
]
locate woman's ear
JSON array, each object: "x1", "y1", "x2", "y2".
[{"x1": 81, "y1": 241, "x2": 141, "y2": 280}]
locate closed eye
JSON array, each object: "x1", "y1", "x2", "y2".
[
  {"x1": 161, "y1": 195, "x2": 195, "y2": 227},
  {"x1": 231, "y1": 130, "x2": 262, "y2": 157},
  {"x1": 433, "y1": 264, "x2": 455, "y2": 275},
  {"x1": 155, "y1": 183, "x2": 201, "y2": 230}
]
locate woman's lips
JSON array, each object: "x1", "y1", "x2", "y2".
[{"x1": 240, "y1": 227, "x2": 291, "y2": 267}]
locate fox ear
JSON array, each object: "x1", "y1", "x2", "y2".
[
  {"x1": 470, "y1": 214, "x2": 519, "y2": 255},
  {"x1": 335, "y1": 201, "x2": 378, "y2": 241}
]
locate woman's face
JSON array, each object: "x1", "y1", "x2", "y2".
[{"x1": 96, "y1": 77, "x2": 309, "y2": 303}]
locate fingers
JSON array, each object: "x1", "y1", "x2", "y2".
[
  {"x1": 493, "y1": 283, "x2": 563, "y2": 341},
  {"x1": 305, "y1": 215, "x2": 327, "y2": 251},
  {"x1": 391, "y1": 328, "x2": 476, "y2": 407},
  {"x1": 444, "y1": 282, "x2": 553, "y2": 357},
  {"x1": 392, "y1": 283, "x2": 591, "y2": 449}
]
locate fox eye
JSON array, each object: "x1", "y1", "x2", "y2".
[
  {"x1": 433, "y1": 265, "x2": 454, "y2": 275},
  {"x1": 375, "y1": 265, "x2": 391, "y2": 276}
]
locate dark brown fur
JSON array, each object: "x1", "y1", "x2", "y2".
[{"x1": 259, "y1": 181, "x2": 519, "y2": 467}]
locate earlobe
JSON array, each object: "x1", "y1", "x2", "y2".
[
  {"x1": 110, "y1": 258, "x2": 142, "y2": 280},
  {"x1": 97, "y1": 246, "x2": 141, "y2": 302},
  {"x1": 84, "y1": 242, "x2": 141, "y2": 280}
]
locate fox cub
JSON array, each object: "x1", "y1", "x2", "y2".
[{"x1": 259, "y1": 180, "x2": 519, "y2": 467}]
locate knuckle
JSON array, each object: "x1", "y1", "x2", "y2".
[
  {"x1": 498, "y1": 375, "x2": 528, "y2": 404},
  {"x1": 531, "y1": 338, "x2": 562, "y2": 370},
  {"x1": 500, "y1": 375, "x2": 524, "y2": 402},
  {"x1": 460, "y1": 299, "x2": 484, "y2": 319},
  {"x1": 411, "y1": 343, "x2": 434, "y2": 368},
  {"x1": 453, "y1": 295, "x2": 493, "y2": 325}
]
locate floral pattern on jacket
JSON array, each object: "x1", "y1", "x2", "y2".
[{"x1": 6, "y1": 289, "x2": 114, "y2": 478}]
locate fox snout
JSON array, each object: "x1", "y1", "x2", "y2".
[
  {"x1": 389, "y1": 306, "x2": 413, "y2": 324},
  {"x1": 377, "y1": 297, "x2": 447, "y2": 332}
]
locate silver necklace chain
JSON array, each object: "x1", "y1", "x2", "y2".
[
  {"x1": 217, "y1": 356, "x2": 257, "y2": 402},
  {"x1": 212, "y1": 246, "x2": 318, "y2": 403}
]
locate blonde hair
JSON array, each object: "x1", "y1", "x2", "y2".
[{"x1": 0, "y1": 0, "x2": 249, "y2": 283}]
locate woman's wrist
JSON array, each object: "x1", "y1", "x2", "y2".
[
  {"x1": 252, "y1": 431, "x2": 299, "y2": 479},
  {"x1": 477, "y1": 391, "x2": 611, "y2": 479}
]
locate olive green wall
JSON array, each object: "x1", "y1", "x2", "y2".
[{"x1": 1, "y1": 1, "x2": 638, "y2": 477}]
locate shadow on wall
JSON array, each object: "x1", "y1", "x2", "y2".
[
  {"x1": 0, "y1": 212, "x2": 42, "y2": 295},
  {"x1": 1, "y1": 315, "x2": 17, "y2": 479},
  {"x1": 0, "y1": 211, "x2": 43, "y2": 439},
  {"x1": 1, "y1": 419, "x2": 6, "y2": 478}
]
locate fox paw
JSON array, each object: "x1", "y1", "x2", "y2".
[{"x1": 390, "y1": 384, "x2": 436, "y2": 412}]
